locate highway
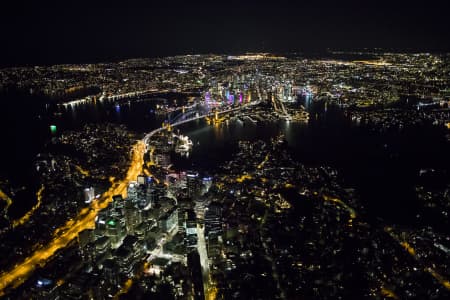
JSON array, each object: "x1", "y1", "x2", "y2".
[{"x1": 0, "y1": 142, "x2": 145, "y2": 296}]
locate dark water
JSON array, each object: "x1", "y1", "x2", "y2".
[
  {"x1": 1, "y1": 91, "x2": 449, "y2": 228},
  {"x1": 0, "y1": 91, "x2": 168, "y2": 217},
  {"x1": 173, "y1": 102, "x2": 450, "y2": 228}
]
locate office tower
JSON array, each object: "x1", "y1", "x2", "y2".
[
  {"x1": 137, "y1": 175, "x2": 146, "y2": 185},
  {"x1": 102, "y1": 259, "x2": 119, "y2": 287},
  {"x1": 187, "y1": 251, "x2": 205, "y2": 300},
  {"x1": 127, "y1": 182, "x2": 138, "y2": 202},
  {"x1": 78, "y1": 229, "x2": 94, "y2": 263},
  {"x1": 106, "y1": 218, "x2": 124, "y2": 248},
  {"x1": 112, "y1": 194, "x2": 124, "y2": 213},
  {"x1": 124, "y1": 200, "x2": 140, "y2": 234},
  {"x1": 84, "y1": 187, "x2": 95, "y2": 204},
  {"x1": 136, "y1": 184, "x2": 148, "y2": 209},
  {"x1": 94, "y1": 236, "x2": 111, "y2": 256},
  {"x1": 94, "y1": 210, "x2": 109, "y2": 237},
  {"x1": 186, "y1": 171, "x2": 200, "y2": 198},
  {"x1": 156, "y1": 153, "x2": 171, "y2": 168},
  {"x1": 146, "y1": 187, "x2": 158, "y2": 208},
  {"x1": 185, "y1": 209, "x2": 197, "y2": 236},
  {"x1": 159, "y1": 206, "x2": 178, "y2": 233},
  {"x1": 78, "y1": 229, "x2": 94, "y2": 248},
  {"x1": 202, "y1": 176, "x2": 213, "y2": 194},
  {"x1": 204, "y1": 203, "x2": 222, "y2": 237}
]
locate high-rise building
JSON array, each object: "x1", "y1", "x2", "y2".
[
  {"x1": 78, "y1": 229, "x2": 94, "y2": 248},
  {"x1": 127, "y1": 182, "x2": 138, "y2": 202},
  {"x1": 84, "y1": 187, "x2": 95, "y2": 204},
  {"x1": 121, "y1": 235, "x2": 142, "y2": 258},
  {"x1": 202, "y1": 176, "x2": 213, "y2": 194},
  {"x1": 185, "y1": 209, "x2": 197, "y2": 236},
  {"x1": 137, "y1": 175, "x2": 146, "y2": 185},
  {"x1": 102, "y1": 259, "x2": 120, "y2": 287},
  {"x1": 112, "y1": 194, "x2": 124, "y2": 213},
  {"x1": 159, "y1": 206, "x2": 178, "y2": 233},
  {"x1": 156, "y1": 153, "x2": 171, "y2": 168},
  {"x1": 106, "y1": 217, "x2": 125, "y2": 248},
  {"x1": 187, "y1": 251, "x2": 205, "y2": 300},
  {"x1": 78, "y1": 229, "x2": 95, "y2": 263},
  {"x1": 80, "y1": 242, "x2": 95, "y2": 264},
  {"x1": 94, "y1": 210, "x2": 109, "y2": 237},
  {"x1": 94, "y1": 236, "x2": 111, "y2": 256},
  {"x1": 205, "y1": 203, "x2": 222, "y2": 237},
  {"x1": 146, "y1": 187, "x2": 158, "y2": 208},
  {"x1": 124, "y1": 201, "x2": 140, "y2": 234},
  {"x1": 206, "y1": 234, "x2": 221, "y2": 261},
  {"x1": 136, "y1": 184, "x2": 148, "y2": 208},
  {"x1": 186, "y1": 171, "x2": 200, "y2": 198}
]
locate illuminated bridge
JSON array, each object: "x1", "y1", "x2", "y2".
[
  {"x1": 166, "y1": 102, "x2": 210, "y2": 124},
  {"x1": 144, "y1": 102, "x2": 255, "y2": 149}
]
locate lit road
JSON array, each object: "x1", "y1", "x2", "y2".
[
  {"x1": 322, "y1": 194, "x2": 356, "y2": 224},
  {"x1": 384, "y1": 227, "x2": 450, "y2": 291},
  {"x1": 12, "y1": 185, "x2": 45, "y2": 228},
  {"x1": 0, "y1": 141, "x2": 145, "y2": 296},
  {"x1": 196, "y1": 223, "x2": 211, "y2": 300},
  {"x1": 0, "y1": 188, "x2": 13, "y2": 213}
]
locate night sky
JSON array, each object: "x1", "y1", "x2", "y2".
[{"x1": 1, "y1": 0, "x2": 449, "y2": 66}]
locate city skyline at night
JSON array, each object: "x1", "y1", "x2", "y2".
[{"x1": 0, "y1": 1, "x2": 449, "y2": 299}]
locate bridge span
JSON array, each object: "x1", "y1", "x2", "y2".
[{"x1": 143, "y1": 104, "x2": 252, "y2": 149}]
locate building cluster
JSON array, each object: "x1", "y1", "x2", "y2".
[
  {"x1": 5, "y1": 124, "x2": 450, "y2": 299},
  {"x1": 14, "y1": 173, "x2": 183, "y2": 299},
  {"x1": 200, "y1": 137, "x2": 449, "y2": 299},
  {"x1": 2, "y1": 52, "x2": 447, "y2": 109},
  {"x1": 1, "y1": 52, "x2": 449, "y2": 298},
  {"x1": 0, "y1": 124, "x2": 135, "y2": 278},
  {"x1": 11, "y1": 128, "x2": 217, "y2": 299},
  {"x1": 349, "y1": 108, "x2": 450, "y2": 134}
]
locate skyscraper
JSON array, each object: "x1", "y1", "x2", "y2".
[
  {"x1": 106, "y1": 218, "x2": 125, "y2": 248},
  {"x1": 159, "y1": 206, "x2": 178, "y2": 233},
  {"x1": 124, "y1": 200, "x2": 140, "y2": 234},
  {"x1": 137, "y1": 175, "x2": 146, "y2": 185},
  {"x1": 186, "y1": 171, "x2": 200, "y2": 199},
  {"x1": 127, "y1": 182, "x2": 138, "y2": 202},
  {"x1": 84, "y1": 187, "x2": 95, "y2": 204},
  {"x1": 187, "y1": 251, "x2": 205, "y2": 300}
]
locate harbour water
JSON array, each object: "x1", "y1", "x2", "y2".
[{"x1": 1, "y1": 90, "x2": 449, "y2": 229}]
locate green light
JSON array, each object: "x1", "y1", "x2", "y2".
[
  {"x1": 107, "y1": 220, "x2": 116, "y2": 226},
  {"x1": 50, "y1": 125, "x2": 57, "y2": 134}
]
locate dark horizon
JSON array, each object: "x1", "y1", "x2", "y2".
[
  {"x1": 2, "y1": 47, "x2": 450, "y2": 69},
  {"x1": 1, "y1": 0, "x2": 449, "y2": 67}
]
